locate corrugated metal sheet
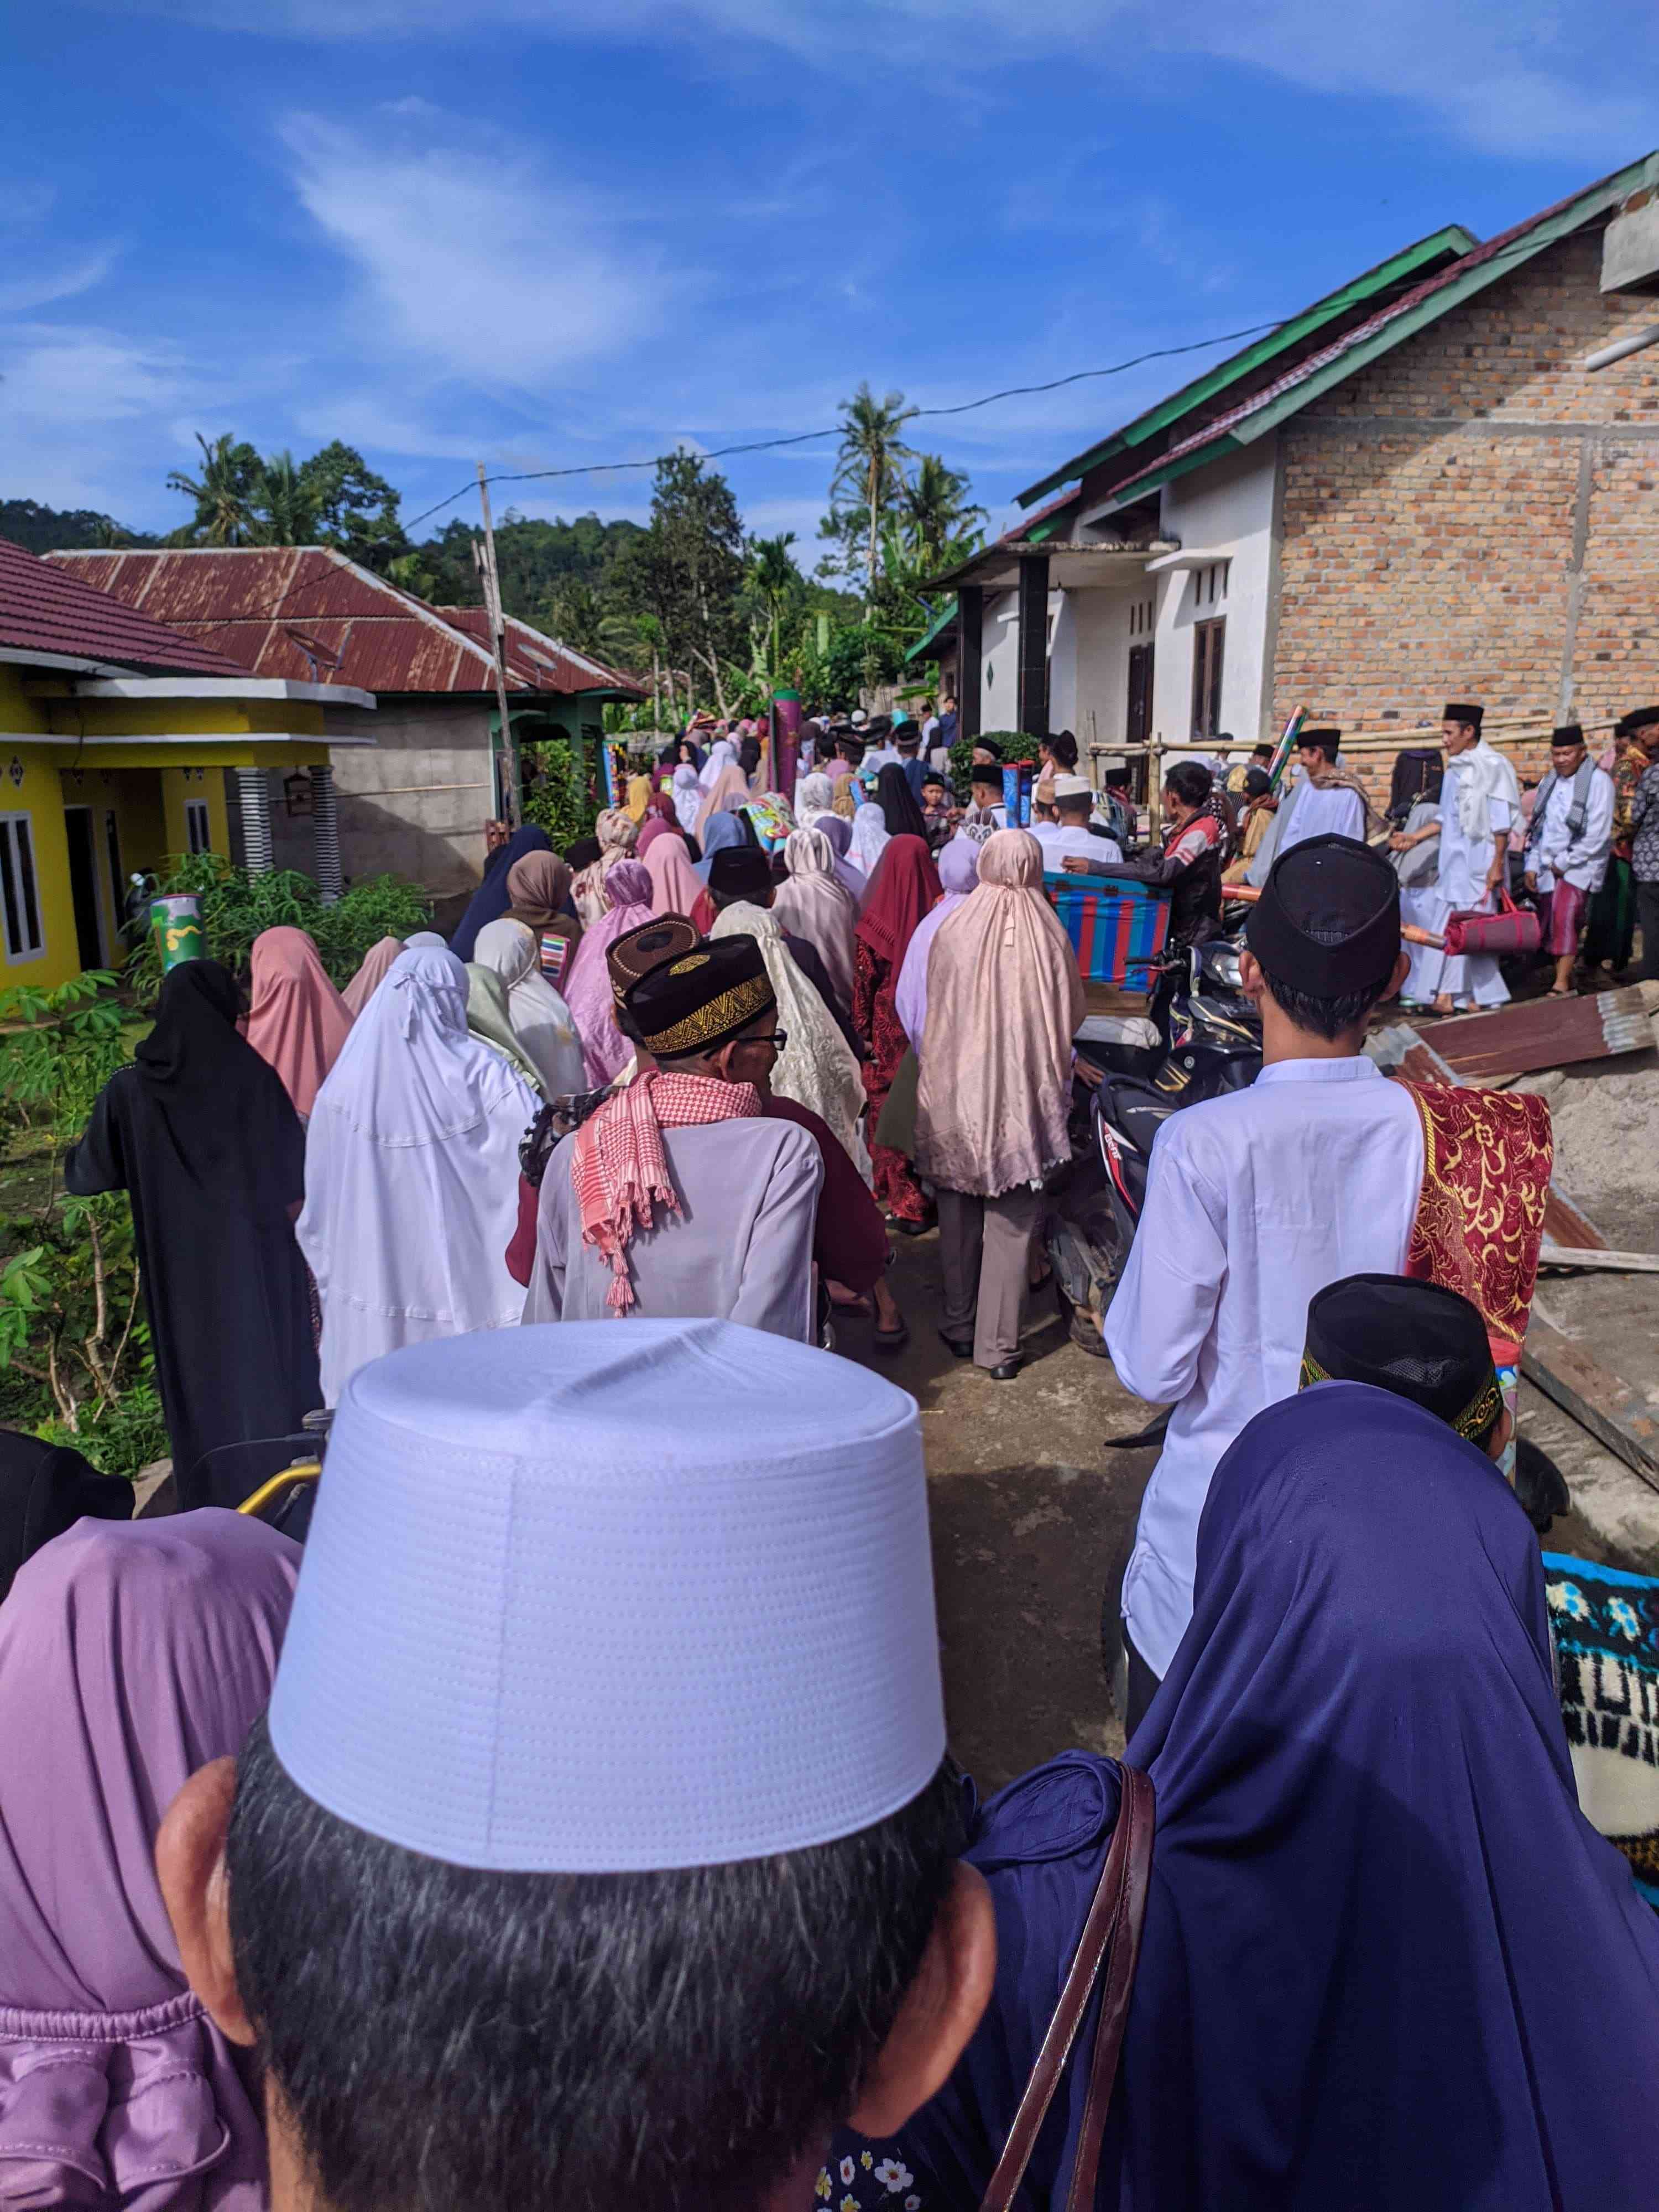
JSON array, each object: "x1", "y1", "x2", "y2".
[
  {"x1": 436, "y1": 606, "x2": 645, "y2": 697},
  {"x1": 0, "y1": 536, "x2": 248, "y2": 675},
  {"x1": 48, "y1": 547, "x2": 503, "y2": 696}
]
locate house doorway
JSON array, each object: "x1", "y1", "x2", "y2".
[
  {"x1": 1126, "y1": 641, "x2": 1155, "y2": 801},
  {"x1": 62, "y1": 806, "x2": 106, "y2": 972}
]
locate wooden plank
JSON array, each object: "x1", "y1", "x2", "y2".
[
  {"x1": 1542, "y1": 1186, "x2": 1610, "y2": 1252},
  {"x1": 1522, "y1": 1313, "x2": 1659, "y2": 1495},
  {"x1": 1538, "y1": 1243, "x2": 1659, "y2": 1274}
]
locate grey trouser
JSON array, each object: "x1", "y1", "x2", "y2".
[{"x1": 937, "y1": 1184, "x2": 1042, "y2": 1368}]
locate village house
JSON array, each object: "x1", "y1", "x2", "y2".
[
  {"x1": 917, "y1": 148, "x2": 1659, "y2": 797},
  {"x1": 0, "y1": 536, "x2": 375, "y2": 989},
  {"x1": 48, "y1": 547, "x2": 644, "y2": 897}
]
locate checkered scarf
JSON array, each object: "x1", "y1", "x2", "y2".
[{"x1": 571, "y1": 1070, "x2": 761, "y2": 1312}]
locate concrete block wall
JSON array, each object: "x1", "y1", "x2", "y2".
[
  {"x1": 1269, "y1": 223, "x2": 1659, "y2": 806},
  {"x1": 325, "y1": 698, "x2": 495, "y2": 894}
]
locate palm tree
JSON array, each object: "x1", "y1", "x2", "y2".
[
  {"x1": 251, "y1": 450, "x2": 320, "y2": 546},
  {"x1": 902, "y1": 455, "x2": 987, "y2": 573},
  {"x1": 166, "y1": 432, "x2": 264, "y2": 546},
  {"x1": 830, "y1": 384, "x2": 917, "y2": 606},
  {"x1": 745, "y1": 532, "x2": 801, "y2": 680}
]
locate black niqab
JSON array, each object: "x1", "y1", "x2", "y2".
[{"x1": 65, "y1": 959, "x2": 321, "y2": 1497}]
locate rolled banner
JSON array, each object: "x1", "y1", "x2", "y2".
[
  {"x1": 150, "y1": 893, "x2": 205, "y2": 971},
  {"x1": 1266, "y1": 706, "x2": 1306, "y2": 793}
]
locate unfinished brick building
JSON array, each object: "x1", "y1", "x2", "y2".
[{"x1": 931, "y1": 151, "x2": 1659, "y2": 803}]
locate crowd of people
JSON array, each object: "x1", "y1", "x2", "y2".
[{"x1": 6, "y1": 696, "x2": 1659, "y2": 2211}]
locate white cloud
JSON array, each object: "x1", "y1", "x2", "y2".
[
  {"x1": 0, "y1": 248, "x2": 118, "y2": 314},
  {"x1": 0, "y1": 324, "x2": 199, "y2": 513},
  {"x1": 279, "y1": 112, "x2": 677, "y2": 389}
]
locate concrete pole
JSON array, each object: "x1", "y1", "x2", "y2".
[{"x1": 476, "y1": 464, "x2": 524, "y2": 828}]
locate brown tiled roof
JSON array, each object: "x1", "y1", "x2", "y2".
[{"x1": 0, "y1": 536, "x2": 247, "y2": 676}]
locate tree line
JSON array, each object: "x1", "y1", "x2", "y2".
[{"x1": 8, "y1": 383, "x2": 986, "y2": 719}]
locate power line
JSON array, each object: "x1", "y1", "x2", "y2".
[{"x1": 398, "y1": 317, "x2": 1288, "y2": 535}]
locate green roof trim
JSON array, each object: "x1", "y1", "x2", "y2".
[
  {"x1": 904, "y1": 596, "x2": 958, "y2": 664},
  {"x1": 1016, "y1": 224, "x2": 1479, "y2": 509},
  {"x1": 1091, "y1": 150, "x2": 1659, "y2": 518}
]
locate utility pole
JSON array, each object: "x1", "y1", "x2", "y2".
[{"x1": 476, "y1": 462, "x2": 523, "y2": 827}]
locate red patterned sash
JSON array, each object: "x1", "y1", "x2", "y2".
[{"x1": 1398, "y1": 1080, "x2": 1553, "y2": 1366}]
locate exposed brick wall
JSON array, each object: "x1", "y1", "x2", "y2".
[{"x1": 1269, "y1": 223, "x2": 1659, "y2": 805}]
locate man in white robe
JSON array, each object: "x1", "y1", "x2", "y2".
[
  {"x1": 1104, "y1": 836, "x2": 1416, "y2": 1732},
  {"x1": 1245, "y1": 729, "x2": 1371, "y2": 883},
  {"x1": 1029, "y1": 776, "x2": 1123, "y2": 868},
  {"x1": 1522, "y1": 723, "x2": 1615, "y2": 996},
  {"x1": 1391, "y1": 702, "x2": 1520, "y2": 1011}
]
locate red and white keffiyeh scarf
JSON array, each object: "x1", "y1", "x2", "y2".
[{"x1": 572, "y1": 1070, "x2": 762, "y2": 1312}]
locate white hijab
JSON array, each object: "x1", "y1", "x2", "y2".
[
  {"x1": 671, "y1": 763, "x2": 702, "y2": 833},
  {"x1": 1453, "y1": 740, "x2": 1523, "y2": 842},
  {"x1": 698, "y1": 737, "x2": 737, "y2": 791},
  {"x1": 795, "y1": 771, "x2": 835, "y2": 830},
  {"x1": 472, "y1": 919, "x2": 586, "y2": 1099},
  {"x1": 709, "y1": 902, "x2": 872, "y2": 1183},
  {"x1": 849, "y1": 801, "x2": 891, "y2": 879},
  {"x1": 297, "y1": 945, "x2": 538, "y2": 1403}
]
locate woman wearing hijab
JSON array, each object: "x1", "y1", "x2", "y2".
[
  {"x1": 853, "y1": 836, "x2": 941, "y2": 1232},
  {"x1": 625, "y1": 769, "x2": 652, "y2": 823},
  {"x1": 894, "y1": 836, "x2": 980, "y2": 1048},
  {"x1": 877, "y1": 760, "x2": 930, "y2": 843},
  {"x1": 243, "y1": 925, "x2": 353, "y2": 1122},
  {"x1": 914, "y1": 829, "x2": 1081, "y2": 1376},
  {"x1": 340, "y1": 934, "x2": 404, "y2": 1017},
  {"x1": 849, "y1": 799, "x2": 891, "y2": 880},
  {"x1": 643, "y1": 828, "x2": 706, "y2": 922},
  {"x1": 471, "y1": 918, "x2": 586, "y2": 1098},
  {"x1": 500, "y1": 848, "x2": 582, "y2": 992},
  {"x1": 670, "y1": 762, "x2": 703, "y2": 834},
  {"x1": 671, "y1": 733, "x2": 705, "y2": 775},
  {"x1": 696, "y1": 734, "x2": 737, "y2": 791},
  {"x1": 572, "y1": 808, "x2": 640, "y2": 927},
  {"x1": 709, "y1": 902, "x2": 870, "y2": 1178},
  {"x1": 696, "y1": 755, "x2": 752, "y2": 833},
  {"x1": 450, "y1": 824, "x2": 552, "y2": 963},
  {"x1": 0, "y1": 1513, "x2": 299, "y2": 2212},
  {"x1": 773, "y1": 827, "x2": 858, "y2": 1012},
  {"x1": 465, "y1": 965, "x2": 551, "y2": 1095},
  {"x1": 561, "y1": 859, "x2": 658, "y2": 1087},
  {"x1": 842, "y1": 1380, "x2": 1659, "y2": 2211},
  {"x1": 298, "y1": 944, "x2": 538, "y2": 1402},
  {"x1": 64, "y1": 962, "x2": 320, "y2": 1494},
  {"x1": 795, "y1": 770, "x2": 835, "y2": 832},
  {"x1": 819, "y1": 812, "x2": 867, "y2": 904}
]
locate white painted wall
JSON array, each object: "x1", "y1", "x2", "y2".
[
  {"x1": 1152, "y1": 438, "x2": 1279, "y2": 758},
  {"x1": 979, "y1": 588, "x2": 1022, "y2": 733}
]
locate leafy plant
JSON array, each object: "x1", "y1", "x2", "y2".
[
  {"x1": 950, "y1": 729, "x2": 1036, "y2": 789},
  {"x1": 123, "y1": 855, "x2": 431, "y2": 1000},
  {"x1": 523, "y1": 739, "x2": 598, "y2": 851}
]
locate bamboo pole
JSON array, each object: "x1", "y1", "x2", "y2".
[{"x1": 1224, "y1": 880, "x2": 1443, "y2": 947}]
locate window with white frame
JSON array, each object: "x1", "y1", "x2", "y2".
[
  {"x1": 0, "y1": 812, "x2": 45, "y2": 963},
  {"x1": 185, "y1": 798, "x2": 212, "y2": 854}
]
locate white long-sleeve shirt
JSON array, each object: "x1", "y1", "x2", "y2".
[
  {"x1": 1276, "y1": 776, "x2": 1366, "y2": 855},
  {"x1": 1530, "y1": 764, "x2": 1614, "y2": 894},
  {"x1": 1103, "y1": 1056, "x2": 1424, "y2": 1678}
]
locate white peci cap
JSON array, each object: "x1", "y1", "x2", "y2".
[
  {"x1": 267, "y1": 1319, "x2": 944, "y2": 1873},
  {"x1": 1052, "y1": 775, "x2": 1093, "y2": 800}
]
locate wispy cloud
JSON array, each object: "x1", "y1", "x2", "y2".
[
  {"x1": 278, "y1": 110, "x2": 684, "y2": 390},
  {"x1": 0, "y1": 247, "x2": 118, "y2": 314}
]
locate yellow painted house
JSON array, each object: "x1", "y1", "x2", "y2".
[{"x1": 0, "y1": 536, "x2": 374, "y2": 989}]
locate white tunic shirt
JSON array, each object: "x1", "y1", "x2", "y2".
[
  {"x1": 1529, "y1": 765, "x2": 1614, "y2": 893},
  {"x1": 1029, "y1": 822, "x2": 1124, "y2": 868},
  {"x1": 1276, "y1": 776, "x2": 1366, "y2": 855},
  {"x1": 1416, "y1": 757, "x2": 1519, "y2": 1009},
  {"x1": 1104, "y1": 1056, "x2": 1424, "y2": 1678}
]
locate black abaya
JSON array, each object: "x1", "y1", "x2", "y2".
[{"x1": 64, "y1": 961, "x2": 321, "y2": 1496}]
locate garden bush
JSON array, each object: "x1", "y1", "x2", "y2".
[{"x1": 947, "y1": 728, "x2": 1036, "y2": 791}]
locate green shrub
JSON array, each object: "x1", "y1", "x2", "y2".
[
  {"x1": 948, "y1": 729, "x2": 1035, "y2": 791},
  {"x1": 124, "y1": 855, "x2": 431, "y2": 1001},
  {"x1": 523, "y1": 738, "x2": 598, "y2": 851}
]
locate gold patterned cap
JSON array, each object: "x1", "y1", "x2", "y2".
[
  {"x1": 620, "y1": 932, "x2": 776, "y2": 1059},
  {"x1": 1299, "y1": 1273, "x2": 1504, "y2": 1446},
  {"x1": 606, "y1": 918, "x2": 699, "y2": 1005}
]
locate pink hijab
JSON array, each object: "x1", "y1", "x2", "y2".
[
  {"x1": 643, "y1": 832, "x2": 705, "y2": 920},
  {"x1": 0, "y1": 1512, "x2": 299, "y2": 2211},
  {"x1": 636, "y1": 816, "x2": 676, "y2": 858},
  {"x1": 913, "y1": 829, "x2": 1084, "y2": 1197},
  {"x1": 244, "y1": 925, "x2": 353, "y2": 1119},
  {"x1": 562, "y1": 859, "x2": 656, "y2": 1086},
  {"x1": 340, "y1": 935, "x2": 403, "y2": 1017},
  {"x1": 696, "y1": 762, "x2": 750, "y2": 832}
]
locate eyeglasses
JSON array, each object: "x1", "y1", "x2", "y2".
[{"x1": 744, "y1": 1027, "x2": 786, "y2": 1056}]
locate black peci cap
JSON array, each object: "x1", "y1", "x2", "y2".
[
  {"x1": 619, "y1": 935, "x2": 776, "y2": 1061},
  {"x1": 1301, "y1": 1272, "x2": 1503, "y2": 1445},
  {"x1": 1246, "y1": 833, "x2": 1400, "y2": 998}
]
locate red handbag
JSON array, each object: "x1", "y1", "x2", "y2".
[{"x1": 1441, "y1": 891, "x2": 1541, "y2": 959}]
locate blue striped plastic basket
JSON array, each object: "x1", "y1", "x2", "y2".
[{"x1": 1044, "y1": 873, "x2": 1171, "y2": 991}]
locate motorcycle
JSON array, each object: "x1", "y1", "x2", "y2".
[{"x1": 1045, "y1": 937, "x2": 1262, "y2": 1352}]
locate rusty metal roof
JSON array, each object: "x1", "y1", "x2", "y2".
[
  {"x1": 434, "y1": 607, "x2": 645, "y2": 697},
  {"x1": 0, "y1": 535, "x2": 248, "y2": 676},
  {"x1": 46, "y1": 547, "x2": 646, "y2": 700}
]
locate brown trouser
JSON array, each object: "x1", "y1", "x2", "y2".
[{"x1": 937, "y1": 1183, "x2": 1042, "y2": 1368}]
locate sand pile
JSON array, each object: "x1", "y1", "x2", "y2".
[{"x1": 1514, "y1": 1046, "x2": 1659, "y2": 1229}]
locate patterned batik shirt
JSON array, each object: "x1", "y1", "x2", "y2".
[{"x1": 1629, "y1": 760, "x2": 1659, "y2": 882}]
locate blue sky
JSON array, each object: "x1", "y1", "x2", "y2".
[{"x1": 2, "y1": 2, "x2": 1653, "y2": 560}]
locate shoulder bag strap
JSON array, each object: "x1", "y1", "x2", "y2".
[{"x1": 978, "y1": 1766, "x2": 1156, "y2": 2212}]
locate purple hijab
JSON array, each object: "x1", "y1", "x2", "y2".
[
  {"x1": 0, "y1": 1511, "x2": 300, "y2": 2210},
  {"x1": 561, "y1": 859, "x2": 656, "y2": 1086},
  {"x1": 857, "y1": 1383, "x2": 1659, "y2": 2209},
  {"x1": 818, "y1": 814, "x2": 867, "y2": 905},
  {"x1": 893, "y1": 836, "x2": 979, "y2": 1047}
]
